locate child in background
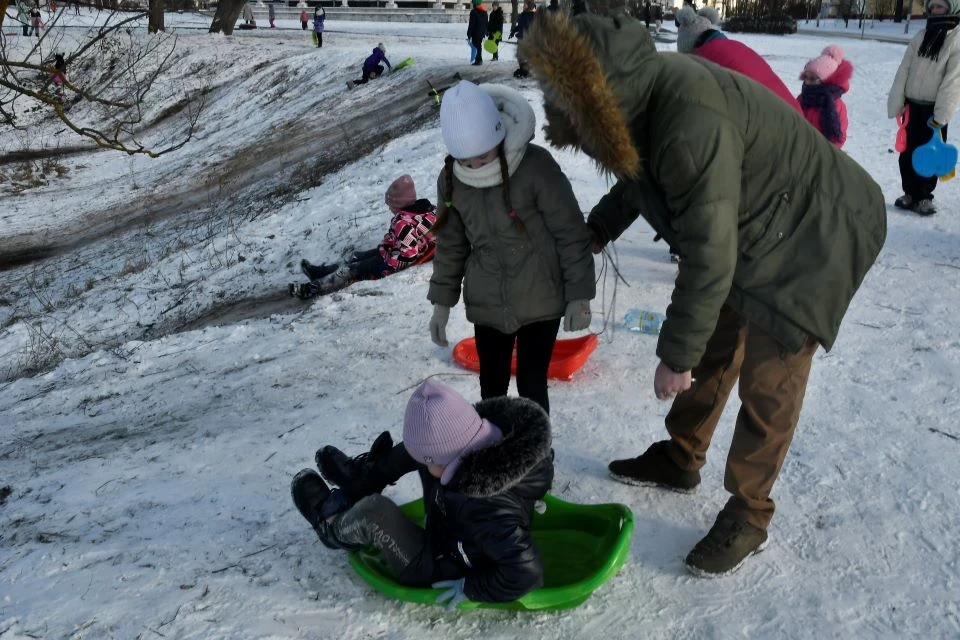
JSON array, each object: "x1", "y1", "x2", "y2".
[
  {"x1": 467, "y1": 0, "x2": 488, "y2": 66},
  {"x1": 888, "y1": 0, "x2": 960, "y2": 216},
  {"x1": 797, "y1": 45, "x2": 852, "y2": 149},
  {"x1": 300, "y1": 8, "x2": 308, "y2": 30},
  {"x1": 290, "y1": 175, "x2": 437, "y2": 300},
  {"x1": 510, "y1": 0, "x2": 536, "y2": 78},
  {"x1": 292, "y1": 379, "x2": 554, "y2": 609},
  {"x1": 29, "y1": 5, "x2": 42, "y2": 36},
  {"x1": 487, "y1": 1, "x2": 504, "y2": 62},
  {"x1": 427, "y1": 81, "x2": 596, "y2": 414},
  {"x1": 313, "y1": 6, "x2": 325, "y2": 47},
  {"x1": 51, "y1": 53, "x2": 67, "y2": 103},
  {"x1": 347, "y1": 43, "x2": 391, "y2": 89}
]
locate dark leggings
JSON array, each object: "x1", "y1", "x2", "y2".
[
  {"x1": 356, "y1": 64, "x2": 384, "y2": 85},
  {"x1": 900, "y1": 99, "x2": 948, "y2": 201},
  {"x1": 329, "y1": 494, "x2": 425, "y2": 577},
  {"x1": 474, "y1": 318, "x2": 561, "y2": 414}
]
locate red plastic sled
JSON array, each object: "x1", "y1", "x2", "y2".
[{"x1": 452, "y1": 334, "x2": 598, "y2": 381}]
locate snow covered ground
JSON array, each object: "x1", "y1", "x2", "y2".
[{"x1": 1, "y1": 11, "x2": 959, "y2": 640}]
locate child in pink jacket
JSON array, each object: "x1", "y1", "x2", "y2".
[
  {"x1": 290, "y1": 175, "x2": 437, "y2": 299},
  {"x1": 798, "y1": 45, "x2": 853, "y2": 149}
]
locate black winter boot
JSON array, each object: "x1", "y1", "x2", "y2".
[
  {"x1": 608, "y1": 440, "x2": 701, "y2": 492},
  {"x1": 290, "y1": 469, "x2": 352, "y2": 549},
  {"x1": 317, "y1": 431, "x2": 394, "y2": 501},
  {"x1": 289, "y1": 281, "x2": 322, "y2": 300},
  {"x1": 300, "y1": 259, "x2": 339, "y2": 281},
  {"x1": 684, "y1": 510, "x2": 768, "y2": 577}
]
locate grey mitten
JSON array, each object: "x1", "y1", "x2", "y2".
[
  {"x1": 563, "y1": 300, "x2": 592, "y2": 332},
  {"x1": 429, "y1": 304, "x2": 450, "y2": 347}
]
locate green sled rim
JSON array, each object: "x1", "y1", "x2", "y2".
[{"x1": 348, "y1": 493, "x2": 634, "y2": 611}]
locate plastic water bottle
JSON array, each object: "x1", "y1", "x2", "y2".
[{"x1": 624, "y1": 308, "x2": 666, "y2": 335}]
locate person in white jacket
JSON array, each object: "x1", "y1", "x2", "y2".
[{"x1": 888, "y1": 0, "x2": 960, "y2": 216}]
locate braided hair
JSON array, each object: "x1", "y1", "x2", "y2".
[{"x1": 430, "y1": 140, "x2": 524, "y2": 236}]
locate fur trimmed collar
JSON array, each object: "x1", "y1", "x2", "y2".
[
  {"x1": 446, "y1": 396, "x2": 552, "y2": 497},
  {"x1": 518, "y1": 11, "x2": 657, "y2": 179}
]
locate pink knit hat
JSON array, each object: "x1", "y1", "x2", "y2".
[
  {"x1": 403, "y1": 380, "x2": 498, "y2": 481},
  {"x1": 385, "y1": 174, "x2": 417, "y2": 210},
  {"x1": 802, "y1": 45, "x2": 845, "y2": 82}
]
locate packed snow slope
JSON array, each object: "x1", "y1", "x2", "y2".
[{"x1": 1, "y1": 12, "x2": 958, "y2": 640}]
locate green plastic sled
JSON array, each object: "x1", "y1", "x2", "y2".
[
  {"x1": 348, "y1": 493, "x2": 634, "y2": 612},
  {"x1": 392, "y1": 57, "x2": 414, "y2": 72}
]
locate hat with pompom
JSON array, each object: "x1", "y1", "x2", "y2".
[
  {"x1": 802, "y1": 45, "x2": 845, "y2": 82},
  {"x1": 676, "y1": 6, "x2": 716, "y2": 54}
]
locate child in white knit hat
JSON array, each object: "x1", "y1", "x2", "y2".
[
  {"x1": 888, "y1": 0, "x2": 960, "y2": 216},
  {"x1": 427, "y1": 80, "x2": 596, "y2": 415},
  {"x1": 292, "y1": 379, "x2": 554, "y2": 610}
]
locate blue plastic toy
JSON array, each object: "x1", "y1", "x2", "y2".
[{"x1": 912, "y1": 118, "x2": 958, "y2": 180}]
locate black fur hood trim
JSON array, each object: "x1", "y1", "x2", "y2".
[{"x1": 447, "y1": 396, "x2": 552, "y2": 498}]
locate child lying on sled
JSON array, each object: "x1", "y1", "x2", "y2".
[
  {"x1": 289, "y1": 175, "x2": 436, "y2": 300},
  {"x1": 291, "y1": 379, "x2": 554, "y2": 609}
]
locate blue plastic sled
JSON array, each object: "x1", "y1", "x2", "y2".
[{"x1": 912, "y1": 118, "x2": 958, "y2": 180}]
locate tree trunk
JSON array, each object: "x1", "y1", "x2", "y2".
[
  {"x1": 210, "y1": 0, "x2": 245, "y2": 34},
  {"x1": 0, "y1": 0, "x2": 9, "y2": 28},
  {"x1": 149, "y1": 0, "x2": 165, "y2": 32},
  {"x1": 894, "y1": 0, "x2": 902, "y2": 21},
  {"x1": 510, "y1": 0, "x2": 517, "y2": 32}
]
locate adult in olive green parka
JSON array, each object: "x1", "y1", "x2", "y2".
[{"x1": 520, "y1": 11, "x2": 886, "y2": 576}]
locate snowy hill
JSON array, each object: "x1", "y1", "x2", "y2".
[{"x1": 1, "y1": 13, "x2": 959, "y2": 640}]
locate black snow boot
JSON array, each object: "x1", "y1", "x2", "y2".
[
  {"x1": 684, "y1": 510, "x2": 768, "y2": 577},
  {"x1": 289, "y1": 281, "x2": 322, "y2": 300},
  {"x1": 301, "y1": 259, "x2": 339, "y2": 281},
  {"x1": 607, "y1": 440, "x2": 701, "y2": 492},
  {"x1": 317, "y1": 430, "x2": 395, "y2": 501},
  {"x1": 290, "y1": 469, "x2": 354, "y2": 549}
]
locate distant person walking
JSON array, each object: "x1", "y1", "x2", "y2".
[
  {"x1": 467, "y1": 0, "x2": 489, "y2": 65},
  {"x1": 300, "y1": 8, "x2": 308, "y2": 29},
  {"x1": 16, "y1": 1, "x2": 29, "y2": 36},
  {"x1": 29, "y1": 5, "x2": 42, "y2": 36},
  {"x1": 313, "y1": 6, "x2": 325, "y2": 46},
  {"x1": 268, "y1": 2, "x2": 275, "y2": 28},
  {"x1": 509, "y1": 0, "x2": 536, "y2": 77},
  {"x1": 488, "y1": 1, "x2": 504, "y2": 61}
]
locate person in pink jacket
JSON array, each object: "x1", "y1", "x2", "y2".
[
  {"x1": 797, "y1": 45, "x2": 852, "y2": 149},
  {"x1": 290, "y1": 175, "x2": 438, "y2": 300},
  {"x1": 676, "y1": 6, "x2": 802, "y2": 114}
]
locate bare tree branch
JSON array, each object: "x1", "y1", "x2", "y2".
[{"x1": 0, "y1": 10, "x2": 202, "y2": 157}]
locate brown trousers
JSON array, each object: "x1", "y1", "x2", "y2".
[{"x1": 665, "y1": 305, "x2": 819, "y2": 530}]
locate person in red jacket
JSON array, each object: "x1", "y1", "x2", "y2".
[
  {"x1": 676, "y1": 6, "x2": 802, "y2": 114},
  {"x1": 797, "y1": 45, "x2": 852, "y2": 149}
]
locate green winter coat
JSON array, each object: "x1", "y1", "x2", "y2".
[
  {"x1": 521, "y1": 12, "x2": 887, "y2": 370},
  {"x1": 428, "y1": 144, "x2": 596, "y2": 334}
]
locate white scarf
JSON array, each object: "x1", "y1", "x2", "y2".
[{"x1": 451, "y1": 84, "x2": 536, "y2": 189}]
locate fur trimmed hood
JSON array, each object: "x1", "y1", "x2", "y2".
[
  {"x1": 446, "y1": 396, "x2": 552, "y2": 498},
  {"x1": 518, "y1": 10, "x2": 659, "y2": 179}
]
